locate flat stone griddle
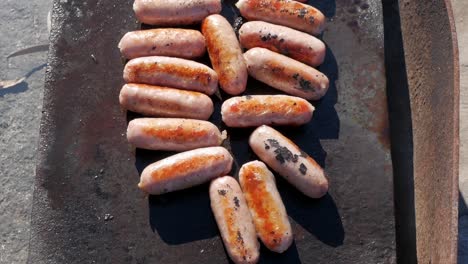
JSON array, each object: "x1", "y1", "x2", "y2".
[{"x1": 28, "y1": 0, "x2": 399, "y2": 263}]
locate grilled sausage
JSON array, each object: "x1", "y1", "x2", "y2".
[
  {"x1": 133, "y1": 0, "x2": 222, "y2": 26},
  {"x1": 139, "y1": 147, "x2": 233, "y2": 195},
  {"x1": 119, "y1": 84, "x2": 214, "y2": 120},
  {"x1": 236, "y1": 0, "x2": 325, "y2": 35},
  {"x1": 127, "y1": 118, "x2": 223, "y2": 151},
  {"x1": 202, "y1": 15, "x2": 247, "y2": 95},
  {"x1": 239, "y1": 21, "x2": 326, "y2": 67},
  {"x1": 123, "y1": 56, "x2": 218, "y2": 95},
  {"x1": 221, "y1": 95, "x2": 314, "y2": 127},
  {"x1": 118, "y1": 29, "x2": 206, "y2": 60},
  {"x1": 210, "y1": 176, "x2": 260, "y2": 264},
  {"x1": 249, "y1": 125, "x2": 328, "y2": 198},
  {"x1": 239, "y1": 161, "x2": 293, "y2": 253},
  {"x1": 244, "y1": 48, "x2": 328, "y2": 100}
]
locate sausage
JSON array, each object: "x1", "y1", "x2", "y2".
[
  {"x1": 127, "y1": 118, "x2": 223, "y2": 151},
  {"x1": 239, "y1": 161, "x2": 293, "y2": 253},
  {"x1": 123, "y1": 56, "x2": 218, "y2": 95},
  {"x1": 221, "y1": 95, "x2": 314, "y2": 127},
  {"x1": 139, "y1": 147, "x2": 233, "y2": 195},
  {"x1": 202, "y1": 14, "x2": 247, "y2": 95},
  {"x1": 210, "y1": 176, "x2": 260, "y2": 264},
  {"x1": 249, "y1": 125, "x2": 328, "y2": 198},
  {"x1": 118, "y1": 29, "x2": 206, "y2": 60},
  {"x1": 236, "y1": 0, "x2": 325, "y2": 35},
  {"x1": 244, "y1": 47, "x2": 328, "y2": 100},
  {"x1": 239, "y1": 21, "x2": 326, "y2": 67},
  {"x1": 119, "y1": 83, "x2": 214, "y2": 120},
  {"x1": 133, "y1": 0, "x2": 222, "y2": 26}
]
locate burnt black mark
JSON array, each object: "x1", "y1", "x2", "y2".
[
  {"x1": 264, "y1": 143, "x2": 270, "y2": 150},
  {"x1": 245, "y1": 95, "x2": 253, "y2": 100},
  {"x1": 298, "y1": 8, "x2": 308, "y2": 18},
  {"x1": 309, "y1": 16, "x2": 315, "y2": 24},
  {"x1": 279, "y1": 38, "x2": 285, "y2": 43},
  {"x1": 300, "y1": 150, "x2": 308, "y2": 158},
  {"x1": 261, "y1": 33, "x2": 279, "y2": 42},
  {"x1": 299, "y1": 163, "x2": 307, "y2": 175},
  {"x1": 266, "y1": 139, "x2": 298, "y2": 165},
  {"x1": 233, "y1": 196, "x2": 240, "y2": 208},
  {"x1": 292, "y1": 73, "x2": 316, "y2": 92},
  {"x1": 218, "y1": 189, "x2": 227, "y2": 196},
  {"x1": 236, "y1": 231, "x2": 244, "y2": 245}
]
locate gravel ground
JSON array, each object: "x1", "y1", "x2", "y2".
[
  {"x1": 0, "y1": 0, "x2": 51, "y2": 263},
  {"x1": 0, "y1": 0, "x2": 466, "y2": 263}
]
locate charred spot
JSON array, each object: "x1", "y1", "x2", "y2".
[
  {"x1": 237, "y1": 231, "x2": 245, "y2": 245},
  {"x1": 279, "y1": 38, "x2": 285, "y2": 43},
  {"x1": 233, "y1": 196, "x2": 240, "y2": 208},
  {"x1": 292, "y1": 154, "x2": 299, "y2": 163},
  {"x1": 218, "y1": 189, "x2": 227, "y2": 196},
  {"x1": 298, "y1": 8, "x2": 308, "y2": 18},
  {"x1": 299, "y1": 163, "x2": 307, "y2": 175},
  {"x1": 264, "y1": 143, "x2": 270, "y2": 150},
  {"x1": 151, "y1": 46, "x2": 156, "y2": 50},
  {"x1": 266, "y1": 139, "x2": 295, "y2": 164},
  {"x1": 245, "y1": 95, "x2": 253, "y2": 100},
  {"x1": 309, "y1": 16, "x2": 315, "y2": 24},
  {"x1": 260, "y1": 33, "x2": 278, "y2": 42},
  {"x1": 293, "y1": 74, "x2": 316, "y2": 92},
  {"x1": 300, "y1": 150, "x2": 308, "y2": 158}
]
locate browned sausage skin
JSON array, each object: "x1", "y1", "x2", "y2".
[
  {"x1": 239, "y1": 21, "x2": 326, "y2": 67},
  {"x1": 119, "y1": 83, "x2": 214, "y2": 120},
  {"x1": 249, "y1": 125, "x2": 329, "y2": 198},
  {"x1": 236, "y1": 0, "x2": 326, "y2": 35},
  {"x1": 127, "y1": 118, "x2": 223, "y2": 151},
  {"x1": 202, "y1": 14, "x2": 248, "y2": 95},
  {"x1": 133, "y1": 0, "x2": 222, "y2": 26},
  {"x1": 210, "y1": 176, "x2": 260, "y2": 264},
  {"x1": 239, "y1": 161, "x2": 293, "y2": 253},
  {"x1": 221, "y1": 95, "x2": 314, "y2": 127},
  {"x1": 244, "y1": 48, "x2": 329, "y2": 100},
  {"x1": 139, "y1": 147, "x2": 233, "y2": 195},
  {"x1": 123, "y1": 56, "x2": 218, "y2": 95},
  {"x1": 118, "y1": 29, "x2": 206, "y2": 60}
]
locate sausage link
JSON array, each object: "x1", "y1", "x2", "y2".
[
  {"x1": 127, "y1": 118, "x2": 223, "y2": 151},
  {"x1": 239, "y1": 21, "x2": 326, "y2": 67},
  {"x1": 249, "y1": 125, "x2": 329, "y2": 198},
  {"x1": 239, "y1": 161, "x2": 293, "y2": 253},
  {"x1": 236, "y1": 0, "x2": 325, "y2": 35},
  {"x1": 139, "y1": 147, "x2": 233, "y2": 195},
  {"x1": 210, "y1": 176, "x2": 260, "y2": 264},
  {"x1": 119, "y1": 83, "x2": 214, "y2": 120},
  {"x1": 118, "y1": 29, "x2": 206, "y2": 60},
  {"x1": 133, "y1": 0, "x2": 222, "y2": 26},
  {"x1": 244, "y1": 47, "x2": 328, "y2": 100},
  {"x1": 202, "y1": 14, "x2": 247, "y2": 95},
  {"x1": 123, "y1": 56, "x2": 218, "y2": 95},
  {"x1": 221, "y1": 95, "x2": 314, "y2": 127}
]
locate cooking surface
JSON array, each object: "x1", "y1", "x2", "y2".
[{"x1": 28, "y1": 0, "x2": 396, "y2": 263}]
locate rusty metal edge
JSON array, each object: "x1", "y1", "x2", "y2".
[{"x1": 443, "y1": 0, "x2": 460, "y2": 262}]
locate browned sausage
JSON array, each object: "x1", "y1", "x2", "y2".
[
  {"x1": 123, "y1": 56, "x2": 218, "y2": 95},
  {"x1": 244, "y1": 48, "x2": 329, "y2": 100},
  {"x1": 202, "y1": 14, "x2": 247, "y2": 95},
  {"x1": 249, "y1": 125, "x2": 329, "y2": 198},
  {"x1": 127, "y1": 118, "x2": 223, "y2": 151},
  {"x1": 239, "y1": 161, "x2": 293, "y2": 253},
  {"x1": 133, "y1": 0, "x2": 222, "y2": 26},
  {"x1": 239, "y1": 21, "x2": 326, "y2": 67},
  {"x1": 119, "y1": 83, "x2": 214, "y2": 120},
  {"x1": 221, "y1": 95, "x2": 314, "y2": 127},
  {"x1": 118, "y1": 29, "x2": 206, "y2": 60},
  {"x1": 210, "y1": 176, "x2": 260, "y2": 264},
  {"x1": 236, "y1": 0, "x2": 326, "y2": 35},
  {"x1": 139, "y1": 147, "x2": 233, "y2": 195}
]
